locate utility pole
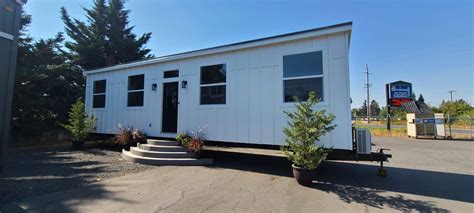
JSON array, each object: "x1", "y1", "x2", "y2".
[
  {"x1": 447, "y1": 90, "x2": 456, "y2": 102},
  {"x1": 364, "y1": 64, "x2": 372, "y2": 123},
  {"x1": 386, "y1": 83, "x2": 391, "y2": 130}
]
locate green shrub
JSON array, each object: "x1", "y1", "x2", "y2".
[
  {"x1": 61, "y1": 98, "x2": 96, "y2": 149},
  {"x1": 176, "y1": 132, "x2": 192, "y2": 146},
  {"x1": 281, "y1": 92, "x2": 336, "y2": 170}
]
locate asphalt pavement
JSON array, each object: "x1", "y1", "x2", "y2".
[{"x1": 2, "y1": 136, "x2": 473, "y2": 212}]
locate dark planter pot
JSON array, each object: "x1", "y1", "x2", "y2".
[
  {"x1": 71, "y1": 140, "x2": 85, "y2": 150},
  {"x1": 122, "y1": 144, "x2": 131, "y2": 151},
  {"x1": 193, "y1": 151, "x2": 201, "y2": 159},
  {"x1": 292, "y1": 164, "x2": 315, "y2": 186}
]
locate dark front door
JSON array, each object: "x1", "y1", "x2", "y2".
[{"x1": 162, "y1": 82, "x2": 179, "y2": 133}]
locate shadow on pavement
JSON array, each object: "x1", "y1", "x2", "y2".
[
  {"x1": 208, "y1": 150, "x2": 472, "y2": 211},
  {"x1": 0, "y1": 146, "x2": 134, "y2": 212}
]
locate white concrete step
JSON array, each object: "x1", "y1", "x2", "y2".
[
  {"x1": 122, "y1": 150, "x2": 213, "y2": 166},
  {"x1": 130, "y1": 147, "x2": 196, "y2": 158},
  {"x1": 139, "y1": 143, "x2": 187, "y2": 152},
  {"x1": 147, "y1": 139, "x2": 179, "y2": 146}
]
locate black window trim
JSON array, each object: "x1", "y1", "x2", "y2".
[
  {"x1": 200, "y1": 64, "x2": 227, "y2": 105},
  {"x1": 127, "y1": 74, "x2": 145, "y2": 107},
  {"x1": 92, "y1": 79, "x2": 106, "y2": 108},
  {"x1": 282, "y1": 51, "x2": 324, "y2": 103}
]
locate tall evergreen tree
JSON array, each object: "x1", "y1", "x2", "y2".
[
  {"x1": 12, "y1": 12, "x2": 84, "y2": 133},
  {"x1": 357, "y1": 100, "x2": 368, "y2": 116},
  {"x1": 418, "y1": 94, "x2": 425, "y2": 103},
  {"x1": 370, "y1": 100, "x2": 381, "y2": 117},
  {"x1": 61, "y1": 0, "x2": 152, "y2": 70}
]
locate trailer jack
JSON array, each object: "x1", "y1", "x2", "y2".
[{"x1": 377, "y1": 148, "x2": 390, "y2": 177}]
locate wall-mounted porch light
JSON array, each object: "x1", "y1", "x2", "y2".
[
  {"x1": 151, "y1": 83, "x2": 157, "y2": 91},
  {"x1": 181, "y1": 80, "x2": 188, "y2": 89}
]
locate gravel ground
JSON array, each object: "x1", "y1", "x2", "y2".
[{"x1": 0, "y1": 146, "x2": 153, "y2": 205}]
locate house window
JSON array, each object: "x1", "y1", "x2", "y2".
[
  {"x1": 283, "y1": 51, "x2": 324, "y2": 102},
  {"x1": 164, "y1": 70, "x2": 179, "y2": 78},
  {"x1": 127, "y1": 74, "x2": 145, "y2": 107},
  {"x1": 200, "y1": 64, "x2": 226, "y2": 105},
  {"x1": 92, "y1": 80, "x2": 106, "y2": 108}
]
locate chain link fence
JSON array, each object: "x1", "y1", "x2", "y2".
[{"x1": 353, "y1": 115, "x2": 473, "y2": 140}]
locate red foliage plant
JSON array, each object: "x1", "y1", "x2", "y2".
[{"x1": 187, "y1": 138, "x2": 204, "y2": 152}]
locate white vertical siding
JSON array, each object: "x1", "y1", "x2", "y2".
[{"x1": 85, "y1": 31, "x2": 352, "y2": 150}]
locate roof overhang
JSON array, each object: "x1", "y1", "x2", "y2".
[{"x1": 84, "y1": 22, "x2": 352, "y2": 76}]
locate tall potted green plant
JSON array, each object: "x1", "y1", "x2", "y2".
[
  {"x1": 61, "y1": 98, "x2": 96, "y2": 149},
  {"x1": 282, "y1": 92, "x2": 336, "y2": 185}
]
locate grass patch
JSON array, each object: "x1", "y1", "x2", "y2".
[{"x1": 356, "y1": 125, "x2": 407, "y2": 137}]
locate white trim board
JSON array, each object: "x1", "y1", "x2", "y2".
[{"x1": 0, "y1": 32, "x2": 14, "y2": 40}]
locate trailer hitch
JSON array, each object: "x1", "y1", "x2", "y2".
[{"x1": 377, "y1": 148, "x2": 391, "y2": 177}]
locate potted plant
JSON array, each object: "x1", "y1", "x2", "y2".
[
  {"x1": 175, "y1": 132, "x2": 192, "y2": 146},
  {"x1": 186, "y1": 126, "x2": 207, "y2": 158},
  {"x1": 114, "y1": 125, "x2": 147, "y2": 150},
  {"x1": 61, "y1": 98, "x2": 96, "y2": 150},
  {"x1": 281, "y1": 92, "x2": 336, "y2": 186}
]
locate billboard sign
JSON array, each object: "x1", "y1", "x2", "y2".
[
  {"x1": 386, "y1": 81, "x2": 413, "y2": 107},
  {"x1": 390, "y1": 84, "x2": 412, "y2": 99}
]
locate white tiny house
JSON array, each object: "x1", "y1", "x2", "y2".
[{"x1": 84, "y1": 22, "x2": 353, "y2": 151}]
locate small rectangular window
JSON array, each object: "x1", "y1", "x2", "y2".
[
  {"x1": 284, "y1": 78, "x2": 323, "y2": 102},
  {"x1": 127, "y1": 74, "x2": 144, "y2": 107},
  {"x1": 164, "y1": 70, "x2": 179, "y2": 78},
  {"x1": 93, "y1": 95, "x2": 106, "y2": 108},
  {"x1": 200, "y1": 64, "x2": 226, "y2": 105},
  {"x1": 283, "y1": 51, "x2": 323, "y2": 78},
  {"x1": 283, "y1": 51, "x2": 324, "y2": 102},
  {"x1": 93, "y1": 80, "x2": 106, "y2": 108},
  {"x1": 128, "y1": 74, "x2": 144, "y2": 91},
  {"x1": 127, "y1": 91, "x2": 144, "y2": 107},
  {"x1": 200, "y1": 85, "x2": 226, "y2": 105},
  {"x1": 201, "y1": 64, "x2": 226, "y2": 85}
]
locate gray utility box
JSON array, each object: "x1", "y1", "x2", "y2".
[{"x1": 407, "y1": 113, "x2": 446, "y2": 139}]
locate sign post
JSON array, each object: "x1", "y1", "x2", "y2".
[
  {"x1": 386, "y1": 81, "x2": 413, "y2": 130},
  {"x1": 0, "y1": 0, "x2": 27, "y2": 173}
]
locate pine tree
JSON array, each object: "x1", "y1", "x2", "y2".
[
  {"x1": 418, "y1": 94, "x2": 425, "y2": 103},
  {"x1": 61, "y1": 0, "x2": 152, "y2": 69},
  {"x1": 281, "y1": 92, "x2": 336, "y2": 170},
  {"x1": 61, "y1": 99, "x2": 96, "y2": 149},
  {"x1": 357, "y1": 100, "x2": 368, "y2": 116},
  {"x1": 12, "y1": 11, "x2": 85, "y2": 133},
  {"x1": 370, "y1": 100, "x2": 381, "y2": 117}
]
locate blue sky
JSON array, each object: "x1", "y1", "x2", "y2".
[{"x1": 24, "y1": 0, "x2": 473, "y2": 108}]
